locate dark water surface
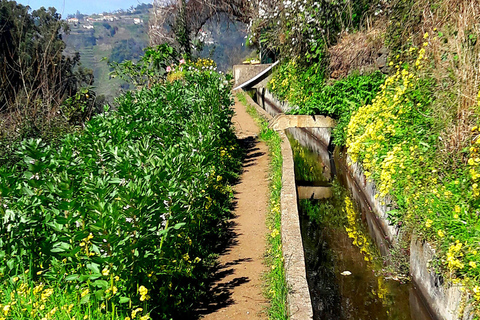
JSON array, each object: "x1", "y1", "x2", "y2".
[{"x1": 288, "y1": 134, "x2": 432, "y2": 320}]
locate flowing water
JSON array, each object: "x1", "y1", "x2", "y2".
[{"x1": 288, "y1": 133, "x2": 432, "y2": 320}]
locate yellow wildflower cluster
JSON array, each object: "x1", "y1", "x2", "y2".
[
  {"x1": 270, "y1": 228, "x2": 280, "y2": 238},
  {"x1": 378, "y1": 142, "x2": 409, "y2": 197},
  {"x1": 269, "y1": 60, "x2": 306, "y2": 103},
  {"x1": 347, "y1": 66, "x2": 418, "y2": 166},
  {"x1": 124, "y1": 307, "x2": 150, "y2": 320},
  {"x1": 191, "y1": 58, "x2": 216, "y2": 69},
  {"x1": 80, "y1": 233, "x2": 95, "y2": 257},
  {"x1": 446, "y1": 241, "x2": 465, "y2": 272},
  {"x1": 138, "y1": 285, "x2": 150, "y2": 302},
  {"x1": 469, "y1": 126, "x2": 480, "y2": 198},
  {"x1": 0, "y1": 280, "x2": 76, "y2": 319}
]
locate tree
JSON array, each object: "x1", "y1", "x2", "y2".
[
  {"x1": 150, "y1": 0, "x2": 254, "y2": 55},
  {"x1": 0, "y1": 0, "x2": 96, "y2": 162}
]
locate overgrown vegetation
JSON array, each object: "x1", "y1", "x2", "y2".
[
  {"x1": 0, "y1": 45, "x2": 241, "y2": 319},
  {"x1": 253, "y1": 0, "x2": 480, "y2": 316},
  {"x1": 0, "y1": 0, "x2": 96, "y2": 166},
  {"x1": 270, "y1": 66, "x2": 385, "y2": 145},
  {"x1": 237, "y1": 92, "x2": 289, "y2": 320}
]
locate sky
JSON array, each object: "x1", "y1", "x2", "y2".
[{"x1": 16, "y1": 0, "x2": 150, "y2": 16}]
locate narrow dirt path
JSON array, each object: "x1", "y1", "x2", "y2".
[{"x1": 199, "y1": 96, "x2": 270, "y2": 319}]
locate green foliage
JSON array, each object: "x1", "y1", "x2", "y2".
[
  {"x1": 110, "y1": 39, "x2": 144, "y2": 63},
  {"x1": 0, "y1": 0, "x2": 97, "y2": 166},
  {"x1": 252, "y1": 0, "x2": 379, "y2": 63},
  {"x1": 269, "y1": 60, "x2": 385, "y2": 145},
  {"x1": 109, "y1": 44, "x2": 179, "y2": 87},
  {"x1": 288, "y1": 136, "x2": 327, "y2": 183},
  {"x1": 61, "y1": 87, "x2": 98, "y2": 126},
  {"x1": 0, "y1": 62, "x2": 241, "y2": 319}
]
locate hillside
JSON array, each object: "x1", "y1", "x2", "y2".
[
  {"x1": 64, "y1": 6, "x2": 253, "y2": 102},
  {"x1": 252, "y1": 0, "x2": 480, "y2": 317},
  {"x1": 63, "y1": 4, "x2": 151, "y2": 100}
]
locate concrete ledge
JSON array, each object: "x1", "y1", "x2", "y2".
[
  {"x1": 269, "y1": 114, "x2": 336, "y2": 130},
  {"x1": 279, "y1": 129, "x2": 314, "y2": 320},
  {"x1": 233, "y1": 64, "x2": 275, "y2": 89}
]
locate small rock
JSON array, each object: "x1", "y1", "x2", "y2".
[{"x1": 341, "y1": 270, "x2": 352, "y2": 276}]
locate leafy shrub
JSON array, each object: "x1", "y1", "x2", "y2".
[
  {"x1": 109, "y1": 44, "x2": 179, "y2": 87},
  {"x1": 0, "y1": 60, "x2": 240, "y2": 319},
  {"x1": 269, "y1": 60, "x2": 385, "y2": 145}
]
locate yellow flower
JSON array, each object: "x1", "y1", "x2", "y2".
[
  {"x1": 469, "y1": 261, "x2": 477, "y2": 268},
  {"x1": 425, "y1": 219, "x2": 433, "y2": 228},
  {"x1": 437, "y1": 229, "x2": 445, "y2": 238},
  {"x1": 131, "y1": 308, "x2": 143, "y2": 319},
  {"x1": 81, "y1": 288, "x2": 89, "y2": 298},
  {"x1": 102, "y1": 268, "x2": 109, "y2": 276},
  {"x1": 139, "y1": 286, "x2": 148, "y2": 296},
  {"x1": 3, "y1": 304, "x2": 11, "y2": 316}
]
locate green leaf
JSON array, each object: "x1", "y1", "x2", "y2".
[
  {"x1": 93, "y1": 279, "x2": 109, "y2": 289},
  {"x1": 95, "y1": 289, "x2": 105, "y2": 300},
  {"x1": 65, "y1": 274, "x2": 79, "y2": 281},
  {"x1": 80, "y1": 294, "x2": 91, "y2": 304},
  {"x1": 86, "y1": 262, "x2": 100, "y2": 274},
  {"x1": 7, "y1": 259, "x2": 15, "y2": 270},
  {"x1": 119, "y1": 297, "x2": 130, "y2": 304}
]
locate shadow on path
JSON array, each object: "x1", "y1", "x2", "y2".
[{"x1": 194, "y1": 136, "x2": 265, "y2": 318}]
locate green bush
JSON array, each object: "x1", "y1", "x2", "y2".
[
  {"x1": 0, "y1": 61, "x2": 241, "y2": 319},
  {"x1": 269, "y1": 60, "x2": 385, "y2": 145}
]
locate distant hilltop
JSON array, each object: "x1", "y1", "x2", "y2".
[{"x1": 64, "y1": 3, "x2": 152, "y2": 27}]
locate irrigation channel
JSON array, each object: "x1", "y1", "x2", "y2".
[{"x1": 287, "y1": 130, "x2": 433, "y2": 320}]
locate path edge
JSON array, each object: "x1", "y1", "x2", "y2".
[{"x1": 236, "y1": 89, "x2": 314, "y2": 320}]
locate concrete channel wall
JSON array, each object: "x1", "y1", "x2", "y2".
[
  {"x1": 239, "y1": 90, "x2": 314, "y2": 320},
  {"x1": 253, "y1": 87, "x2": 474, "y2": 320}
]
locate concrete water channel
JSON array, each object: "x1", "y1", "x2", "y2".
[
  {"x1": 288, "y1": 132, "x2": 433, "y2": 320},
  {"x1": 234, "y1": 57, "x2": 476, "y2": 317}
]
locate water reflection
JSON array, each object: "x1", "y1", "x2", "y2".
[{"x1": 288, "y1": 133, "x2": 432, "y2": 320}]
